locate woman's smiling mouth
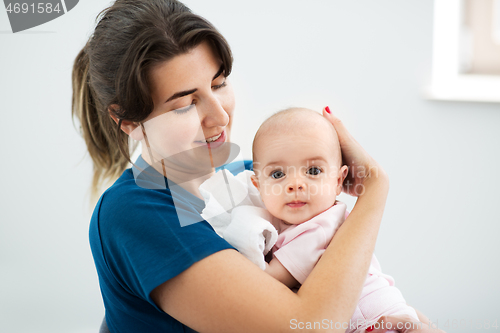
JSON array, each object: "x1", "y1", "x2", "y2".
[
  {"x1": 205, "y1": 132, "x2": 222, "y2": 143},
  {"x1": 195, "y1": 130, "x2": 226, "y2": 147}
]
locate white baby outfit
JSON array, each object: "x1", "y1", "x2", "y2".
[{"x1": 199, "y1": 169, "x2": 418, "y2": 332}]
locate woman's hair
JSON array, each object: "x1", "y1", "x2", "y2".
[{"x1": 72, "y1": 0, "x2": 233, "y2": 198}]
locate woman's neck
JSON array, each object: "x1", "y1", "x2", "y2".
[{"x1": 142, "y1": 153, "x2": 215, "y2": 200}]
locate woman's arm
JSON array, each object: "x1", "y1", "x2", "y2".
[
  {"x1": 151, "y1": 109, "x2": 390, "y2": 332},
  {"x1": 151, "y1": 175, "x2": 388, "y2": 333}
]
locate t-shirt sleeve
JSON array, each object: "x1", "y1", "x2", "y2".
[{"x1": 97, "y1": 184, "x2": 235, "y2": 309}]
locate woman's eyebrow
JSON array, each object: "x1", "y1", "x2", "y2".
[
  {"x1": 165, "y1": 88, "x2": 197, "y2": 103},
  {"x1": 164, "y1": 65, "x2": 224, "y2": 103}
]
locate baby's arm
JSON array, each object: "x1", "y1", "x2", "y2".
[{"x1": 264, "y1": 258, "x2": 299, "y2": 289}]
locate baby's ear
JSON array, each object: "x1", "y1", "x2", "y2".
[
  {"x1": 250, "y1": 175, "x2": 260, "y2": 190},
  {"x1": 336, "y1": 165, "x2": 349, "y2": 195}
]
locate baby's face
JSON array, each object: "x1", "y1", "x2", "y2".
[{"x1": 251, "y1": 125, "x2": 347, "y2": 225}]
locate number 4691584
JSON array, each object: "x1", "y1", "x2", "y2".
[
  {"x1": 443, "y1": 319, "x2": 498, "y2": 330},
  {"x1": 6, "y1": 2, "x2": 61, "y2": 14}
]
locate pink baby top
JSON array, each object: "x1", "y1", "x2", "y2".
[{"x1": 270, "y1": 201, "x2": 419, "y2": 333}]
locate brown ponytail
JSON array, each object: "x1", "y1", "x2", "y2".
[
  {"x1": 71, "y1": 46, "x2": 132, "y2": 200},
  {"x1": 71, "y1": 0, "x2": 233, "y2": 200}
]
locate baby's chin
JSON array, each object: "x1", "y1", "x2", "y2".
[
  {"x1": 280, "y1": 212, "x2": 317, "y2": 226},
  {"x1": 279, "y1": 203, "x2": 337, "y2": 225}
]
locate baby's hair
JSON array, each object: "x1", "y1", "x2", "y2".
[{"x1": 252, "y1": 107, "x2": 342, "y2": 165}]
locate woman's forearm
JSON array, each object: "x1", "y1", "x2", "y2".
[{"x1": 296, "y1": 172, "x2": 389, "y2": 324}]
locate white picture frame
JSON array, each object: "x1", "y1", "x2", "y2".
[{"x1": 425, "y1": 0, "x2": 500, "y2": 102}]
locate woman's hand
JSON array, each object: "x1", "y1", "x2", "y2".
[
  {"x1": 322, "y1": 106, "x2": 388, "y2": 197},
  {"x1": 365, "y1": 315, "x2": 446, "y2": 333}
]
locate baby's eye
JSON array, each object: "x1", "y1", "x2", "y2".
[
  {"x1": 271, "y1": 170, "x2": 285, "y2": 179},
  {"x1": 307, "y1": 166, "x2": 322, "y2": 176}
]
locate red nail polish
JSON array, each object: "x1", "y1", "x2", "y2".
[
  {"x1": 325, "y1": 106, "x2": 331, "y2": 114},
  {"x1": 366, "y1": 325, "x2": 374, "y2": 332}
]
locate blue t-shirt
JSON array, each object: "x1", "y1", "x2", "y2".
[{"x1": 89, "y1": 156, "x2": 252, "y2": 333}]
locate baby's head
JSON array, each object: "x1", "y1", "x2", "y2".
[{"x1": 251, "y1": 108, "x2": 348, "y2": 225}]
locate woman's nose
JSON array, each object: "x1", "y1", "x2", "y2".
[{"x1": 200, "y1": 95, "x2": 229, "y2": 128}]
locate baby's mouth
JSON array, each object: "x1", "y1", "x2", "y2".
[{"x1": 286, "y1": 201, "x2": 306, "y2": 208}]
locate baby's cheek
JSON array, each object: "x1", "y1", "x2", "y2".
[
  {"x1": 267, "y1": 205, "x2": 285, "y2": 221},
  {"x1": 260, "y1": 192, "x2": 281, "y2": 216},
  {"x1": 261, "y1": 193, "x2": 276, "y2": 210}
]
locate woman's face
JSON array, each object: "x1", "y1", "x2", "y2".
[{"x1": 135, "y1": 41, "x2": 235, "y2": 176}]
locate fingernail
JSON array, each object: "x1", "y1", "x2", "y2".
[
  {"x1": 366, "y1": 325, "x2": 374, "y2": 332},
  {"x1": 325, "y1": 106, "x2": 331, "y2": 114}
]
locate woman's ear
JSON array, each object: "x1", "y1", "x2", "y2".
[
  {"x1": 336, "y1": 165, "x2": 349, "y2": 195},
  {"x1": 108, "y1": 104, "x2": 143, "y2": 141}
]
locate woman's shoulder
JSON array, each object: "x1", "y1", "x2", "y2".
[
  {"x1": 102, "y1": 168, "x2": 172, "y2": 206},
  {"x1": 91, "y1": 169, "x2": 170, "y2": 239},
  {"x1": 93, "y1": 157, "x2": 253, "y2": 232},
  {"x1": 89, "y1": 167, "x2": 236, "y2": 306},
  {"x1": 99, "y1": 170, "x2": 204, "y2": 229},
  {"x1": 90, "y1": 166, "x2": 224, "y2": 256}
]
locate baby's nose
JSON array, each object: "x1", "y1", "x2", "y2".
[{"x1": 287, "y1": 181, "x2": 306, "y2": 192}]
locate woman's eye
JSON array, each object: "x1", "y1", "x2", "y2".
[
  {"x1": 212, "y1": 81, "x2": 227, "y2": 90},
  {"x1": 173, "y1": 104, "x2": 195, "y2": 115},
  {"x1": 307, "y1": 166, "x2": 322, "y2": 176},
  {"x1": 271, "y1": 170, "x2": 285, "y2": 179}
]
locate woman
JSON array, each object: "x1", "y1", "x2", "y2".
[{"x1": 72, "y1": 0, "x2": 432, "y2": 332}]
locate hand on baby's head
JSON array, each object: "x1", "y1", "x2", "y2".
[{"x1": 250, "y1": 108, "x2": 348, "y2": 225}]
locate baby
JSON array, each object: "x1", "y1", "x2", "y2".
[
  {"x1": 251, "y1": 108, "x2": 422, "y2": 332},
  {"x1": 200, "y1": 108, "x2": 422, "y2": 333},
  {"x1": 250, "y1": 107, "x2": 350, "y2": 288}
]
